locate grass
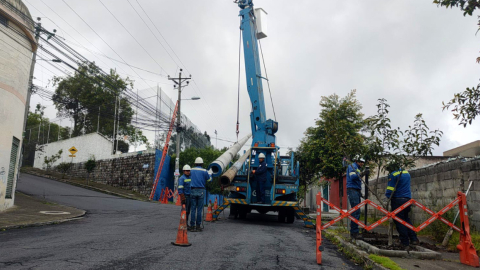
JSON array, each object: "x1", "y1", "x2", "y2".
[
  {"x1": 368, "y1": 254, "x2": 405, "y2": 270},
  {"x1": 447, "y1": 231, "x2": 480, "y2": 254}
]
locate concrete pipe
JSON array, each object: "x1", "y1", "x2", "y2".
[
  {"x1": 220, "y1": 149, "x2": 251, "y2": 186},
  {"x1": 208, "y1": 133, "x2": 251, "y2": 177}
]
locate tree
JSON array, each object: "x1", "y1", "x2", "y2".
[
  {"x1": 22, "y1": 103, "x2": 71, "y2": 166},
  {"x1": 44, "y1": 149, "x2": 63, "y2": 172},
  {"x1": 56, "y1": 162, "x2": 72, "y2": 179},
  {"x1": 52, "y1": 63, "x2": 148, "y2": 147},
  {"x1": 366, "y1": 99, "x2": 442, "y2": 245},
  {"x1": 434, "y1": 0, "x2": 480, "y2": 125},
  {"x1": 296, "y1": 90, "x2": 365, "y2": 208}
]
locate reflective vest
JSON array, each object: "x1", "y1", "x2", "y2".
[
  {"x1": 385, "y1": 170, "x2": 412, "y2": 199},
  {"x1": 178, "y1": 174, "x2": 191, "y2": 195}
]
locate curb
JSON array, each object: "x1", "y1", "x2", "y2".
[
  {"x1": 324, "y1": 230, "x2": 390, "y2": 270},
  {"x1": 23, "y1": 171, "x2": 148, "y2": 202},
  {"x1": 0, "y1": 210, "x2": 87, "y2": 231},
  {"x1": 356, "y1": 239, "x2": 441, "y2": 260}
]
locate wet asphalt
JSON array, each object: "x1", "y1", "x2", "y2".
[{"x1": 0, "y1": 173, "x2": 362, "y2": 269}]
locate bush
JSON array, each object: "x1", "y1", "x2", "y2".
[{"x1": 56, "y1": 162, "x2": 72, "y2": 178}]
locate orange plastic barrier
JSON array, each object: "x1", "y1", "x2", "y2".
[{"x1": 316, "y1": 191, "x2": 479, "y2": 267}]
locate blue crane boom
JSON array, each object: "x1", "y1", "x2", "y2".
[{"x1": 238, "y1": 0, "x2": 278, "y2": 147}]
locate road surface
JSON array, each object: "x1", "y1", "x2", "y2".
[{"x1": 0, "y1": 173, "x2": 361, "y2": 269}]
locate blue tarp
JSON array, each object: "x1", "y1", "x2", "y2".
[{"x1": 152, "y1": 150, "x2": 173, "y2": 201}]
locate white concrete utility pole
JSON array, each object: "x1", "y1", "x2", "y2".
[{"x1": 168, "y1": 69, "x2": 191, "y2": 202}]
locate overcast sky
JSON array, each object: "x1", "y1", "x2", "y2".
[{"x1": 25, "y1": 0, "x2": 480, "y2": 155}]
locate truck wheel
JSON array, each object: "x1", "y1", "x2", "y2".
[
  {"x1": 229, "y1": 204, "x2": 239, "y2": 219},
  {"x1": 278, "y1": 209, "x2": 286, "y2": 223},
  {"x1": 239, "y1": 206, "x2": 248, "y2": 219},
  {"x1": 286, "y1": 208, "x2": 295, "y2": 224}
]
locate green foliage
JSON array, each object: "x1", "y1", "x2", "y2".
[
  {"x1": 85, "y1": 156, "x2": 97, "y2": 173},
  {"x1": 52, "y1": 62, "x2": 147, "y2": 146},
  {"x1": 443, "y1": 85, "x2": 480, "y2": 127},
  {"x1": 368, "y1": 255, "x2": 404, "y2": 270},
  {"x1": 44, "y1": 149, "x2": 63, "y2": 171},
  {"x1": 56, "y1": 162, "x2": 72, "y2": 178},
  {"x1": 433, "y1": 0, "x2": 480, "y2": 16},
  {"x1": 366, "y1": 99, "x2": 442, "y2": 176},
  {"x1": 296, "y1": 90, "x2": 365, "y2": 186},
  {"x1": 22, "y1": 104, "x2": 71, "y2": 166}
]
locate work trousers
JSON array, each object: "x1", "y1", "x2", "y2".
[
  {"x1": 190, "y1": 189, "x2": 205, "y2": 227},
  {"x1": 347, "y1": 188, "x2": 361, "y2": 234},
  {"x1": 391, "y1": 197, "x2": 418, "y2": 246},
  {"x1": 185, "y1": 194, "x2": 191, "y2": 225},
  {"x1": 256, "y1": 180, "x2": 266, "y2": 203}
]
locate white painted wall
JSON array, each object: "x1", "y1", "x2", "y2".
[
  {"x1": 0, "y1": 0, "x2": 34, "y2": 211},
  {"x1": 34, "y1": 133, "x2": 114, "y2": 169}
]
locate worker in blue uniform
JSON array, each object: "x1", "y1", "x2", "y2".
[
  {"x1": 385, "y1": 168, "x2": 419, "y2": 248},
  {"x1": 347, "y1": 157, "x2": 366, "y2": 239},
  {"x1": 178, "y1": 164, "x2": 192, "y2": 229},
  {"x1": 189, "y1": 157, "x2": 212, "y2": 232},
  {"x1": 253, "y1": 153, "x2": 267, "y2": 204}
]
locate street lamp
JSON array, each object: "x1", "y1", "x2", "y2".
[{"x1": 181, "y1": 96, "x2": 201, "y2": 101}]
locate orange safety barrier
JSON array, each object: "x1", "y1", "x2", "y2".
[
  {"x1": 176, "y1": 192, "x2": 182, "y2": 206},
  {"x1": 316, "y1": 191, "x2": 479, "y2": 267},
  {"x1": 158, "y1": 189, "x2": 165, "y2": 203}
]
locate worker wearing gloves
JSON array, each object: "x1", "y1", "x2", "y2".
[
  {"x1": 385, "y1": 168, "x2": 419, "y2": 248},
  {"x1": 189, "y1": 157, "x2": 212, "y2": 232},
  {"x1": 347, "y1": 157, "x2": 366, "y2": 240},
  {"x1": 253, "y1": 153, "x2": 267, "y2": 204},
  {"x1": 178, "y1": 165, "x2": 192, "y2": 229}
]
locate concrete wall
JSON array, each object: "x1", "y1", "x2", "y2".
[
  {"x1": 0, "y1": 0, "x2": 34, "y2": 211},
  {"x1": 369, "y1": 157, "x2": 480, "y2": 230},
  {"x1": 34, "y1": 133, "x2": 114, "y2": 169},
  {"x1": 58, "y1": 153, "x2": 156, "y2": 196}
]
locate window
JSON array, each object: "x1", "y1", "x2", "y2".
[
  {"x1": 0, "y1": 13, "x2": 7, "y2": 27},
  {"x1": 6, "y1": 137, "x2": 20, "y2": 199}
]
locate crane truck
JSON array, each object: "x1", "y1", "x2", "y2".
[{"x1": 211, "y1": 0, "x2": 314, "y2": 228}]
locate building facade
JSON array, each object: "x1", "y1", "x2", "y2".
[{"x1": 0, "y1": 0, "x2": 36, "y2": 211}]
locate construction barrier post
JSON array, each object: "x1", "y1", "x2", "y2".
[
  {"x1": 457, "y1": 191, "x2": 480, "y2": 267},
  {"x1": 205, "y1": 200, "x2": 213, "y2": 222},
  {"x1": 214, "y1": 197, "x2": 218, "y2": 211},
  {"x1": 316, "y1": 192, "x2": 323, "y2": 265},
  {"x1": 158, "y1": 189, "x2": 164, "y2": 202}
]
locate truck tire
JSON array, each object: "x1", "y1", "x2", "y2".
[
  {"x1": 278, "y1": 209, "x2": 286, "y2": 223},
  {"x1": 229, "y1": 204, "x2": 239, "y2": 219},
  {"x1": 286, "y1": 208, "x2": 295, "y2": 223},
  {"x1": 239, "y1": 206, "x2": 248, "y2": 219}
]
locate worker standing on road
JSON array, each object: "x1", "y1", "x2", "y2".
[
  {"x1": 385, "y1": 167, "x2": 419, "y2": 248},
  {"x1": 178, "y1": 165, "x2": 192, "y2": 229},
  {"x1": 253, "y1": 153, "x2": 267, "y2": 204},
  {"x1": 189, "y1": 157, "x2": 212, "y2": 232},
  {"x1": 347, "y1": 157, "x2": 366, "y2": 240}
]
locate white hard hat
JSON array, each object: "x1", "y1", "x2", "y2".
[
  {"x1": 358, "y1": 157, "x2": 365, "y2": 163},
  {"x1": 258, "y1": 153, "x2": 266, "y2": 159},
  {"x1": 183, "y1": 165, "x2": 191, "y2": 171},
  {"x1": 195, "y1": 157, "x2": 204, "y2": 164}
]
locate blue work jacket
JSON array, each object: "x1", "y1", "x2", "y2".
[
  {"x1": 385, "y1": 169, "x2": 411, "y2": 199},
  {"x1": 178, "y1": 174, "x2": 191, "y2": 195},
  {"x1": 255, "y1": 160, "x2": 268, "y2": 182},
  {"x1": 190, "y1": 166, "x2": 212, "y2": 189},
  {"x1": 346, "y1": 162, "x2": 362, "y2": 190}
]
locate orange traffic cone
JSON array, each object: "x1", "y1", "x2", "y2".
[
  {"x1": 175, "y1": 193, "x2": 182, "y2": 206},
  {"x1": 171, "y1": 204, "x2": 191, "y2": 247},
  {"x1": 214, "y1": 197, "x2": 218, "y2": 211},
  {"x1": 205, "y1": 200, "x2": 213, "y2": 222}
]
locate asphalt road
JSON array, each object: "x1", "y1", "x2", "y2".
[{"x1": 0, "y1": 174, "x2": 362, "y2": 270}]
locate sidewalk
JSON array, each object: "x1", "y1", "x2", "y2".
[{"x1": 0, "y1": 192, "x2": 86, "y2": 230}]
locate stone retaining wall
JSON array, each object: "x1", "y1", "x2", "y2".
[
  {"x1": 369, "y1": 157, "x2": 480, "y2": 230},
  {"x1": 57, "y1": 153, "x2": 156, "y2": 196}
]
